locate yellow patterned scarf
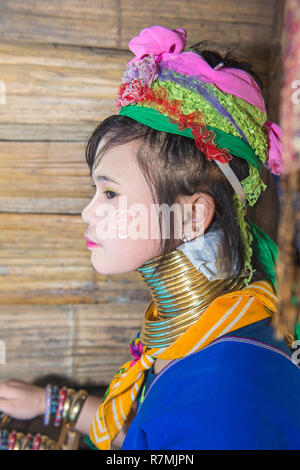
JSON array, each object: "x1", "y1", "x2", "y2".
[{"x1": 90, "y1": 280, "x2": 277, "y2": 450}]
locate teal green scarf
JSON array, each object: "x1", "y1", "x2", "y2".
[{"x1": 248, "y1": 219, "x2": 278, "y2": 290}]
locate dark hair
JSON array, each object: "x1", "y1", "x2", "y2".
[{"x1": 85, "y1": 44, "x2": 267, "y2": 281}]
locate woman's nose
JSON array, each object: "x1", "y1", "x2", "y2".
[
  {"x1": 81, "y1": 205, "x2": 88, "y2": 223},
  {"x1": 81, "y1": 198, "x2": 95, "y2": 224}
]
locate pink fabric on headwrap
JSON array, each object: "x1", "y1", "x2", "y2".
[
  {"x1": 265, "y1": 121, "x2": 283, "y2": 175},
  {"x1": 125, "y1": 25, "x2": 283, "y2": 176},
  {"x1": 127, "y1": 25, "x2": 266, "y2": 113},
  {"x1": 128, "y1": 26, "x2": 187, "y2": 62}
]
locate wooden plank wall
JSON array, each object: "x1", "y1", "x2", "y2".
[{"x1": 0, "y1": 0, "x2": 283, "y2": 385}]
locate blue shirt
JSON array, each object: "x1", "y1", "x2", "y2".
[{"x1": 122, "y1": 318, "x2": 300, "y2": 450}]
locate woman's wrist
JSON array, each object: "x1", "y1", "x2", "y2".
[
  {"x1": 73, "y1": 394, "x2": 102, "y2": 435},
  {"x1": 40, "y1": 387, "x2": 46, "y2": 415}
]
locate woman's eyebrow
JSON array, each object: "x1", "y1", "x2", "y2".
[{"x1": 92, "y1": 173, "x2": 120, "y2": 185}]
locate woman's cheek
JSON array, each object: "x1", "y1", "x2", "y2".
[
  {"x1": 114, "y1": 210, "x2": 134, "y2": 240},
  {"x1": 95, "y1": 201, "x2": 119, "y2": 241}
]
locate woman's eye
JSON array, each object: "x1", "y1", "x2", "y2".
[
  {"x1": 90, "y1": 184, "x2": 116, "y2": 200},
  {"x1": 104, "y1": 190, "x2": 117, "y2": 200}
]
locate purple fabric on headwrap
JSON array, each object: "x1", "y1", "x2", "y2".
[{"x1": 158, "y1": 67, "x2": 249, "y2": 144}]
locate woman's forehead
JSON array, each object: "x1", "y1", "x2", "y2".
[{"x1": 93, "y1": 140, "x2": 148, "y2": 188}]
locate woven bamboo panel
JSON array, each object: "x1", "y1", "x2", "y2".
[
  {"x1": 0, "y1": 303, "x2": 147, "y2": 384},
  {"x1": 0, "y1": 209, "x2": 151, "y2": 383},
  {"x1": 0, "y1": 142, "x2": 91, "y2": 213},
  {"x1": 0, "y1": 0, "x2": 274, "y2": 49},
  {"x1": 0, "y1": 0, "x2": 120, "y2": 48},
  {"x1": 121, "y1": 1, "x2": 275, "y2": 53},
  {"x1": 0, "y1": 212, "x2": 151, "y2": 306},
  {"x1": 0, "y1": 41, "x2": 130, "y2": 141}
]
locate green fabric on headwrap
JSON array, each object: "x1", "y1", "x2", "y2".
[
  {"x1": 247, "y1": 219, "x2": 279, "y2": 291},
  {"x1": 119, "y1": 104, "x2": 263, "y2": 173}
]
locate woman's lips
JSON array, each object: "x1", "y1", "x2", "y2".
[{"x1": 85, "y1": 236, "x2": 102, "y2": 248}]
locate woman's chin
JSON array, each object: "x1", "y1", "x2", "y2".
[
  {"x1": 90, "y1": 251, "x2": 115, "y2": 275},
  {"x1": 91, "y1": 261, "x2": 108, "y2": 275}
]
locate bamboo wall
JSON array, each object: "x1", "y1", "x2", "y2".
[{"x1": 0, "y1": 0, "x2": 284, "y2": 385}]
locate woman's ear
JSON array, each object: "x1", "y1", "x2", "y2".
[
  {"x1": 196, "y1": 193, "x2": 215, "y2": 233},
  {"x1": 175, "y1": 192, "x2": 215, "y2": 242}
]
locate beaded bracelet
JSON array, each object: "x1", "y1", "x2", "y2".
[
  {"x1": 8, "y1": 430, "x2": 17, "y2": 450},
  {"x1": 32, "y1": 433, "x2": 41, "y2": 450},
  {"x1": 54, "y1": 386, "x2": 67, "y2": 427},
  {"x1": 44, "y1": 384, "x2": 52, "y2": 426},
  {"x1": 0, "y1": 429, "x2": 9, "y2": 450},
  {"x1": 50, "y1": 385, "x2": 60, "y2": 416},
  {"x1": 44, "y1": 384, "x2": 67, "y2": 426},
  {"x1": 43, "y1": 384, "x2": 88, "y2": 429}
]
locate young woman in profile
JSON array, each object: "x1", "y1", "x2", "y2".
[{"x1": 1, "y1": 25, "x2": 300, "y2": 451}]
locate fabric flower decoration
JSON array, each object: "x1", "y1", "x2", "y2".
[
  {"x1": 129, "y1": 337, "x2": 144, "y2": 367},
  {"x1": 127, "y1": 25, "x2": 187, "y2": 65},
  {"x1": 115, "y1": 79, "x2": 147, "y2": 109},
  {"x1": 122, "y1": 54, "x2": 159, "y2": 87}
]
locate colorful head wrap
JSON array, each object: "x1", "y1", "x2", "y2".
[{"x1": 115, "y1": 25, "x2": 282, "y2": 287}]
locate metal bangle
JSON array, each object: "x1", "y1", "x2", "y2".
[
  {"x1": 45, "y1": 437, "x2": 56, "y2": 450},
  {"x1": 20, "y1": 433, "x2": 33, "y2": 450},
  {"x1": 39, "y1": 434, "x2": 54, "y2": 450},
  {"x1": 39, "y1": 435, "x2": 47, "y2": 450},
  {"x1": 0, "y1": 413, "x2": 11, "y2": 429},
  {"x1": 66, "y1": 389, "x2": 88, "y2": 427},
  {"x1": 62, "y1": 388, "x2": 76, "y2": 420},
  {"x1": 13, "y1": 432, "x2": 26, "y2": 450}
]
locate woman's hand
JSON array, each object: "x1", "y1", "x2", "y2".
[{"x1": 0, "y1": 379, "x2": 45, "y2": 420}]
